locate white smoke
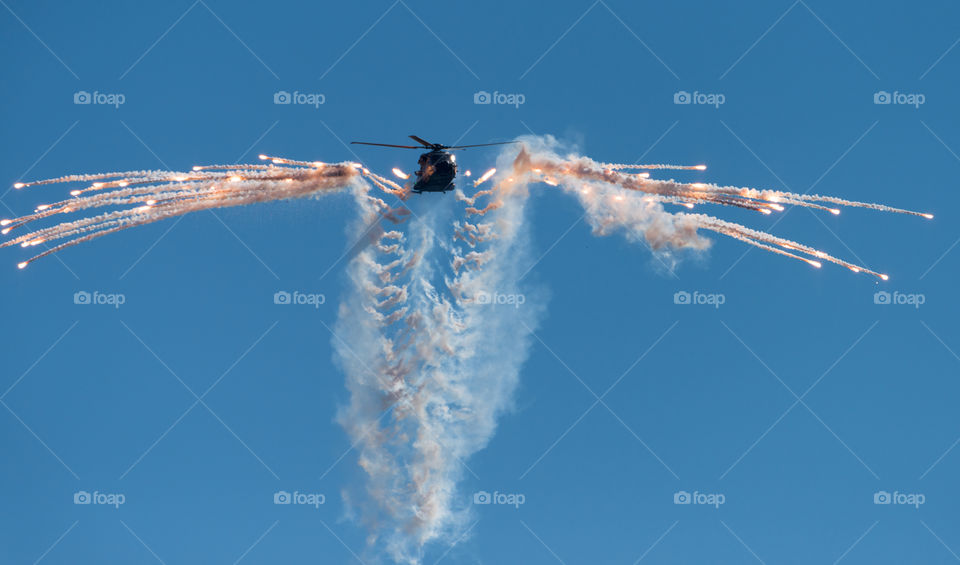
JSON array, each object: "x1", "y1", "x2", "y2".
[
  {"x1": 332, "y1": 135, "x2": 723, "y2": 563},
  {"x1": 333, "y1": 152, "x2": 544, "y2": 563},
  {"x1": 512, "y1": 134, "x2": 712, "y2": 273}
]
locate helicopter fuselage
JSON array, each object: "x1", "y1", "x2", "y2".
[{"x1": 413, "y1": 150, "x2": 457, "y2": 193}]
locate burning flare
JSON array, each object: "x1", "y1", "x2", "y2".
[{"x1": 473, "y1": 168, "x2": 496, "y2": 187}]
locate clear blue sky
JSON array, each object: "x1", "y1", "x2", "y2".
[{"x1": 2, "y1": 0, "x2": 959, "y2": 563}]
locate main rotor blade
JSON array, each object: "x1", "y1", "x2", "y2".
[
  {"x1": 446, "y1": 141, "x2": 520, "y2": 150},
  {"x1": 351, "y1": 142, "x2": 423, "y2": 149},
  {"x1": 408, "y1": 135, "x2": 435, "y2": 148}
]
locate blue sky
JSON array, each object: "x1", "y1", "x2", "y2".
[{"x1": 1, "y1": 0, "x2": 959, "y2": 563}]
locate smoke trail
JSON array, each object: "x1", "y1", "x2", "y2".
[
  {"x1": 511, "y1": 135, "x2": 932, "y2": 280},
  {"x1": 330, "y1": 185, "x2": 426, "y2": 561},
  {"x1": 1, "y1": 156, "x2": 404, "y2": 268},
  {"x1": 333, "y1": 152, "x2": 543, "y2": 563}
]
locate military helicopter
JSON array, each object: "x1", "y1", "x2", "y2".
[{"x1": 351, "y1": 135, "x2": 518, "y2": 193}]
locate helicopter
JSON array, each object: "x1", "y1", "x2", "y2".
[{"x1": 351, "y1": 135, "x2": 518, "y2": 193}]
